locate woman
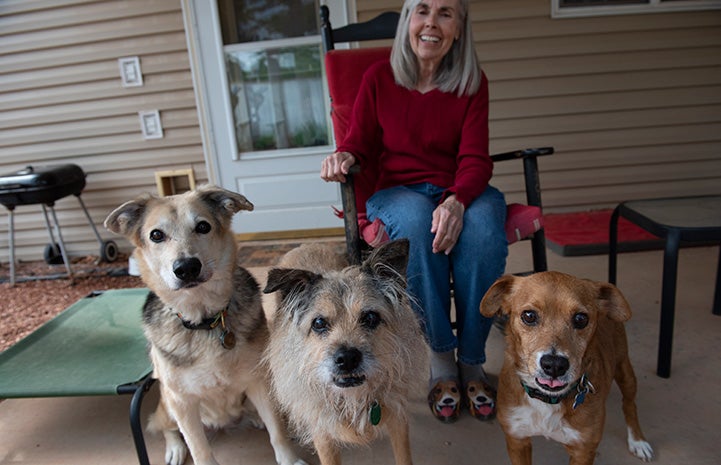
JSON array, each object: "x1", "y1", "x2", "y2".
[{"x1": 320, "y1": 0, "x2": 507, "y2": 423}]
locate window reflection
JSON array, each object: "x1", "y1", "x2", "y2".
[
  {"x1": 226, "y1": 44, "x2": 328, "y2": 152},
  {"x1": 219, "y1": 0, "x2": 329, "y2": 154}
]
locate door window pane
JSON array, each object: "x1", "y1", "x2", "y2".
[
  {"x1": 219, "y1": 0, "x2": 330, "y2": 155},
  {"x1": 226, "y1": 44, "x2": 328, "y2": 152}
]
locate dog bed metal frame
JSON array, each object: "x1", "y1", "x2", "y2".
[{"x1": 0, "y1": 288, "x2": 155, "y2": 465}]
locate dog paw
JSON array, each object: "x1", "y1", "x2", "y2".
[
  {"x1": 234, "y1": 411, "x2": 265, "y2": 430},
  {"x1": 164, "y1": 434, "x2": 188, "y2": 465},
  {"x1": 627, "y1": 435, "x2": 654, "y2": 462},
  {"x1": 246, "y1": 414, "x2": 266, "y2": 430},
  {"x1": 276, "y1": 456, "x2": 308, "y2": 465}
]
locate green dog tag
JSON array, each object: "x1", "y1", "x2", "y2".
[{"x1": 369, "y1": 401, "x2": 381, "y2": 426}]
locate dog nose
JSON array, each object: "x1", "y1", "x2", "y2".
[
  {"x1": 334, "y1": 347, "x2": 362, "y2": 373},
  {"x1": 173, "y1": 257, "x2": 202, "y2": 281},
  {"x1": 540, "y1": 354, "x2": 569, "y2": 378}
]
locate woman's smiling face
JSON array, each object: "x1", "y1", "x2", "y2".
[{"x1": 408, "y1": 0, "x2": 462, "y2": 70}]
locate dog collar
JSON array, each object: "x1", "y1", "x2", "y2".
[
  {"x1": 521, "y1": 373, "x2": 595, "y2": 409},
  {"x1": 177, "y1": 309, "x2": 225, "y2": 330},
  {"x1": 176, "y1": 307, "x2": 236, "y2": 350}
]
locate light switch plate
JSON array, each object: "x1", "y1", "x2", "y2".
[
  {"x1": 139, "y1": 110, "x2": 163, "y2": 139},
  {"x1": 119, "y1": 56, "x2": 143, "y2": 87}
]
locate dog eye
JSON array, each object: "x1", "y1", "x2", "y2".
[
  {"x1": 360, "y1": 311, "x2": 382, "y2": 330},
  {"x1": 311, "y1": 317, "x2": 329, "y2": 334},
  {"x1": 149, "y1": 229, "x2": 165, "y2": 243},
  {"x1": 572, "y1": 312, "x2": 589, "y2": 329},
  {"x1": 195, "y1": 221, "x2": 211, "y2": 234},
  {"x1": 520, "y1": 310, "x2": 538, "y2": 326}
]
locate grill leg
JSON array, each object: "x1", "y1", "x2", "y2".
[
  {"x1": 75, "y1": 195, "x2": 104, "y2": 245},
  {"x1": 8, "y1": 208, "x2": 16, "y2": 286},
  {"x1": 40, "y1": 203, "x2": 58, "y2": 245},
  {"x1": 43, "y1": 204, "x2": 73, "y2": 280}
]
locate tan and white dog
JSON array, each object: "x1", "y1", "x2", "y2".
[
  {"x1": 104, "y1": 186, "x2": 306, "y2": 465},
  {"x1": 480, "y1": 271, "x2": 653, "y2": 465},
  {"x1": 263, "y1": 240, "x2": 429, "y2": 465}
]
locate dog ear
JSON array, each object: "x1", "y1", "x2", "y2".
[
  {"x1": 263, "y1": 268, "x2": 322, "y2": 301},
  {"x1": 596, "y1": 282, "x2": 632, "y2": 322},
  {"x1": 362, "y1": 239, "x2": 409, "y2": 284},
  {"x1": 196, "y1": 185, "x2": 254, "y2": 218},
  {"x1": 104, "y1": 193, "x2": 153, "y2": 240},
  {"x1": 480, "y1": 275, "x2": 516, "y2": 317}
]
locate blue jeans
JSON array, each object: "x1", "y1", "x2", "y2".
[{"x1": 367, "y1": 183, "x2": 508, "y2": 365}]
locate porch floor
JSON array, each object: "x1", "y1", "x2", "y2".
[{"x1": 1, "y1": 242, "x2": 719, "y2": 465}]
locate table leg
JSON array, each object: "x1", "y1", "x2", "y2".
[
  {"x1": 657, "y1": 229, "x2": 680, "y2": 378},
  {"x1": 713, "y1": 244, "x2": 721, "y2": 316},
  {"x1": 608, "y1": 205, "x2": 621, "y2": 284}
]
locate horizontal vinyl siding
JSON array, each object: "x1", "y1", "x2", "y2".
[
  {"x1": 356, "y1": 0, "x2": 721, "y2": 211},
  {"x1": 0, "y1": 0, "x2": 206, "y2": 262}
]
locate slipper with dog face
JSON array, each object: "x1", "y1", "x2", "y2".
[
  {"x1": 428, "y1": 379, "x2": 461, "y2": 423},
  {"x1": 466, "y1": 380, "x2": 496, "y2": 421}
]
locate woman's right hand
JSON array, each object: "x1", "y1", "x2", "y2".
[{"x1": 320, "y1": 151, "x2": 356, "y2": 183}]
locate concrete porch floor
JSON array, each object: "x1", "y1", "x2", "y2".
[{"x1": 1, "y1": 242, "x2": 720, "y2": 465}]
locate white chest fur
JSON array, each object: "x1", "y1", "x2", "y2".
[{"x1": 506, "y1": 401, "x2": 582, "y2": 445}]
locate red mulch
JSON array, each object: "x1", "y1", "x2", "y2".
[
  {"x1": 0, "y1": 254, "x2": 144, "y2": 352},
  {"x1": 0, "y1": 240, "x2": 341, "y2": 352}
]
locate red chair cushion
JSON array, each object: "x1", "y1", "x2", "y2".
[
  {"x1": 325, "y1": 47, "x2": 391, "y2": 145},
  {"x1": 505, "y1": 203, "x2": 543, "y2": 244}
]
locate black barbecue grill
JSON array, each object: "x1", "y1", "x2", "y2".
[{"x1": 0, "y1": 164, "x2": 118, "y2": 285}]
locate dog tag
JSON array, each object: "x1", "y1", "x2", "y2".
[
  {"x1": 572, "y1": 390, "x2": 586, "y2": 409},
  {"x1": 573, "y1": 374, "x2": 594, "y2": 409},
  {"x1": 220, "y1": 330, "x2": 236, "y2": 350},
  {"x1": 369, "y1": 401, "x2": 381, "y2": 426}
]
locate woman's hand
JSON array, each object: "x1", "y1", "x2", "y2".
[
  {"x1": 431, "y1": 195, "x2": 465, "y2": 255},
  {"x1": 320, "y1": 151, "x2": 356, "y2": 183}
]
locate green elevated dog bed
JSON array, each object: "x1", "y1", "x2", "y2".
[{"x1": 0, "y1": 288, "x2": 154, "y2": 464}]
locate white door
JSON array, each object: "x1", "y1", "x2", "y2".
[{"x1": 183, "y1": 0, "x2": 350, "y2": 236}]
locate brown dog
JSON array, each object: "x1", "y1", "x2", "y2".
[
  {"x1": 263, "y1": 240, "x2": 429, "y2": 465},
  {"x1": 480, "y1": 271, "x2": 653, "y2": 465}
]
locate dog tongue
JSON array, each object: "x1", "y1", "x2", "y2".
[
  {"x1": 537, "y1": 377, "x2": 566, "y2": 388},
  {"x1": 440, "y1": 406, "x2": 455, "y2": 418}
]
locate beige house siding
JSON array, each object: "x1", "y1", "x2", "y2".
[
  {"x1": 358, "y1": 0, "x2": 721, "y2": 211},
  {"x1": 2, "y1": 0, "x2": 720, "y2": 263},
  {"x1": 0, "y1": 0, "x2": 206, "y2": 262}
]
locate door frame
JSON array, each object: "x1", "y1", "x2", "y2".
[
  {"x1": 180, "y1": 0, "x2": 353, "y2": 191},
  {"x1": 180, "y1": 0, "x2": 354, "y2": 238}
]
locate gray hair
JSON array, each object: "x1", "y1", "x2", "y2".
[{"x1": 390, "y1": 0, "x2": 482, "y2": 97}]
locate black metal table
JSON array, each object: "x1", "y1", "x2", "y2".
[{"x1": 608, "y1": 195, "x2": 721, "y2": 378}]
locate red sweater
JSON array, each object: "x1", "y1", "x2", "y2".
[{"x1": 337, "y1": 60, "x2": 492, "y2": 215}]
